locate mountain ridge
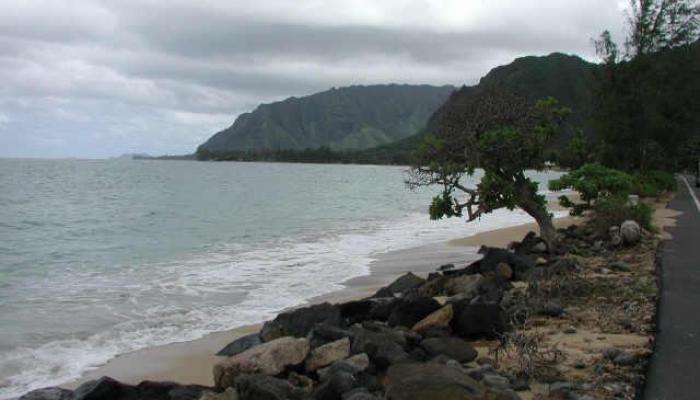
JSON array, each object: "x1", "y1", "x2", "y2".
[
  {"x1": 194, "y1": 52, "x2": 604, "y2": 163},
  {"x1": 196, "y1": 84, "x2": 455, "y2": 157}
]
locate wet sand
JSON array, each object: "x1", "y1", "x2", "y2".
[{"x1": 448, "y1": 216, "x2": 580, "y2": 248}]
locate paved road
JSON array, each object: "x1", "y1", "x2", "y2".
[{"x1": 644, "y1": 176, "x2": 700, "y2": 400}]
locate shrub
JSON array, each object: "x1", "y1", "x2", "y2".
[
  {"x1": 632, "y1": 171, "x2": 677, "y2": 198},
  {"x1": 548, "y1": 163, "x2": 634, "y2": 215},
  {"x1": 590, "y1": 195, "x2": 654, "y2": 235},
  {"x1": 550, "y1": 164, "x2": 676, "y2": 217}
]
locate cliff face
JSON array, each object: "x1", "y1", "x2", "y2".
[{"x1": 197, "y1": 84, "x2": 455, "y2": 155}]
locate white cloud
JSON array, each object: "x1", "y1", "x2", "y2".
[{"x1": 0, "y1": 0, "x2": 629, "y2": 158}]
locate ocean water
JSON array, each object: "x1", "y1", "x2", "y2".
[{"x1": 0, "y1": 159, "x2": 563, "y2": 398}]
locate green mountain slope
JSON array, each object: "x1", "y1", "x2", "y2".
[
  {"x1": 354, "y1": 53, "x2": 597, "y2": 164},
  {"x1": 425, "y1": 53, "x2": 597, "y2": 147},
  {"x1": 196, "y1": 84, "x2": 455, "y2": 156}
]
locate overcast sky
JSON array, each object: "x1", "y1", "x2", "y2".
[{"x1": 0, "y1": 0, "x2": 628, "y2": 158}]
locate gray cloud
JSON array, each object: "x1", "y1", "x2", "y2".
[{"x1": 0, "y1": 0, "x2": 627, "y2": 158}]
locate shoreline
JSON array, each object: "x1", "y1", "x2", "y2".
[
  {"x1": 63, "y1": 217, "x2": 568, "y2": 389},
  {"x1": 46, "y1": 199, "x2": 675, "y2": 399}
]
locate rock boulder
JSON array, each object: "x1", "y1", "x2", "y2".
[
  {"x1": 306, "y1": 337, "x2": 351, "y2": 371},
  {"x1": 387, "y1": 272, "x2": 426, "y2": 294},
  {"x1": 24, "y1": 378, "x2": 212, "y2": 400},
  {"x1": 73, "y1": 377, "x2": 125, "y2": 400},
  {"x1": 443, "y1": 274, "x2": 481, "y2": 297},
  {"x1": 420, "y1": 337, "x2": 478, "y2": 363},
  {"x1": 317, "y1": 353, "x2": 370, "y2": 382},
  {"x1": 452, "y1": 304, "x2": 507, "y2": 339},
  {"x1": 309, "y1": 323, "x2": 355, "y2": 348},
  {"x1": 19, "y1": 388, "x2": 73, "y2": 400},
  {"x1": 213, "y1": 337, "x2": 310, "y2": 389},
  {"x1": 260, "y1": 303, "x2": 343, "y2": 342},
  {"x1": 620, "y1": 220, "x2": 641, "y2": 245},
  {"x1": 235, "y1": 375, "x2": 307, "y2": 400},
  {"x1": 478, "y1": 248, "x2": 535, "y2": 281},
  {"x1": 216, "y1": 333, "x2": 261, "y2": 357},
  {"x1": 387, "y1": 295, "x2": 441, "y2": 328},
  {"x1": 351, "y1": 329, "x2": 409, "y2": 369},
  {"x1": 385, "y1": 363, "x2": 488, "y2": 400},
  {"x1": 411, "y1": 304, "x2": 453, "y2": 334},
  {"x1": 199, "y1": 388, "x2": 239, "y2": 400}
]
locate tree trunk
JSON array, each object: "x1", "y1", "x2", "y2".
[
  {"x1": 523, "y1": 202, "x2": 558, "y2": 253},
  {"x1": 515, "y1": 178, "x2": 558, "y2": 252}
]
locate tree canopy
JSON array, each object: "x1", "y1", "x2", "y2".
[
  {"x1": 625, "y1": 0, "x2": 700, "y2": 57},
  {"x1": 594, "y1": 0, "x2": 700, "y2": 171},
  {"x1": 407, "y1": 85, "x2": 570, "y2": 250}
]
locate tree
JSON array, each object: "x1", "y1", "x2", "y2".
[
  {"x1": 679, "y1": 135, "x2": 700, "y2": 184},
  {"x1": 595, "y1": 1, "x2": 700, "y2": 63},
  {"x1": 595, "y1": 30, "x2": 621, "y2": 65},
  {"x1": 625, "y1": 0, "x2": 700, "y2": 57},
  {"x1": 593, "y1": 0, "x2": 700, "y2": 171},
  {"x1": 407, "y1": 85, "x2": 570, "y2": 252},
  {"x1": 561, "y1": 129, "x2": 590, "y2": 168}
]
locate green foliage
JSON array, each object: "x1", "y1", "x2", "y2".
[
  {"x1": 594, "y1": 1, "x2": 700, "y2": 171},
  {"x1": 477, "y1": 171, "x2": 520, "y2": 211},
  {"x1": 549, "y1": 164, "x2": 634, "y2": 215},
  {"x1": 560, "y1": 130, "x2": 590, "y2": 168},
  {"x1": 408, "y1": 85, "x2": 570, "y2": 248},
  {"x1": 414, "y1": 89, "x2": 569, "y2": 221},
  {"x1": 550, "y1": 163, "x2": 676, "y2": 217},
  {"x1": 195, "y1": 145, "x2": 415, "y2": 165},
  {"x1": 679, "y1": 135, "x2": 700, "y2": 172},
  {"x1": 420, "y1": 53, "x2": 595, "y2": 157},
  {"x1": 594, "y1": 42, "x2": 700, "y2": 171},
  {"x1": 632, "y1": 171, "x2": 678, "y2": 197},
  {"x1": 591, "y1": 196, "x2": 654, "y2": 234},
  {"x1": 429, "y1": 193, "x2": 460, "y2": 220},
  {"x1": 625, "y1": 0, "x2": 700, "y2": 58}
]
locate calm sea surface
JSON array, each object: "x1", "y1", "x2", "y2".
[{"x1": 0, "y1": 159, "x2": 561, "y2": 398}]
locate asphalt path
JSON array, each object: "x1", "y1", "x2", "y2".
[{"x1": 643, "y1": 176, "x2": 700, "y2": 400}]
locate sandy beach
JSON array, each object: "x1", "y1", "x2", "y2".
[
  {"x1": 66, "y1": 215, "x2": 571, "y2": 389},
  {"x1": 448, "y1": 216, "x2": 579, "y2": 248}
]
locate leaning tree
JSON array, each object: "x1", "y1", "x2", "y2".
[{"x1": 406, "y1": 85, "x2": 570, "y2": 251}]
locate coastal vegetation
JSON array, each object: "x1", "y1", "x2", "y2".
[
  {"x1": 549, "y1": 163, "x2": 661, "y2": 234},
  {"x1": 409, "y1": 0, "x2": 697, "y2": 249},
  {"x1": 406, "y1": 86, "x2": 570, "y2": 252},
  {"x1": 593, "y1": 0, "x2": 700, "y2": 171}
]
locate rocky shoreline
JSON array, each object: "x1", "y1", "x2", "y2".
[{"x1": 20, "y1": 214, "x2": 663, "y2": 400}]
